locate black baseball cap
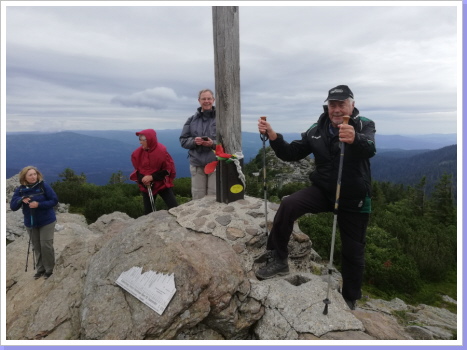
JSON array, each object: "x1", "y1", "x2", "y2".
[{"x1": 324, "y1": 85, "x2": 354, "y2": 102}]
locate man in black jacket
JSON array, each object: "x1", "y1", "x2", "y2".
[{"x1": 256, "y1": 85, "x2": 376, "y2": 310}]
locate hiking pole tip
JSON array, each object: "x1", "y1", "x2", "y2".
[{"x1": 323, "y1": 298, "x2": 331, "y2": 315}]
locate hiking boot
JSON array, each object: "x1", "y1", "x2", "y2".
[
  {"x1": 253, "y1": 250, "x2": 275, "y2": 263},
  {"x1": 33, "y1": 271, "x2": 45, "y2": 280},
  {"x1": 44, "y1": 272, "x2": 53, "y2": 280},
  {"x1": 344, "y1": 298, "x2": 356, "y2": 310},
  {"x1": 255, "y1": 257, "x2": 289, "y2": 280}
]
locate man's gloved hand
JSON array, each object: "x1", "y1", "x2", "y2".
[{"x1": 152, "y1": 170, "x2": 169, "y2": 181}]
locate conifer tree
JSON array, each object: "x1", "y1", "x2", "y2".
[
  {"x1": 429, "y1": 173, "x2": 456, "y2": 226},
  {"x1": 108, "y1": 170, "x2": 127, "y2": 185},
  {"x1": 58, "y1": 168, "x2": 87, "y2": 184}
]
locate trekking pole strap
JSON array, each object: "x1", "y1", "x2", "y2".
[{"x1": 260, "y1": 133, "x2": 269, "y2": 142}]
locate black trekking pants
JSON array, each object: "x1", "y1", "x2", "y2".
[
  {"x1": 142, "y1": 187, "x2": 178, "y2": 215},
  {"x1": 266, "y1": 185, "x2": 369, "y2": 301}
]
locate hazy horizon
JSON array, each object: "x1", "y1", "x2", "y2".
[{"x1": 5, "y1": 128, "x2": 458, "y2": 137}]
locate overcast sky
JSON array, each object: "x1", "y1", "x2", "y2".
[{"x1": 2, "y1": 2, "x2": 460, "y2": 135}]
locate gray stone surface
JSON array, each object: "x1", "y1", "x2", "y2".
[
  {"x1": 416, "y1": 304, "x2": 457, "y2": 330},
  {"x1": 250, "y1": 273, "x2": 364, "y2": 339},
  {"x1": 362, "y1": 297, "x2": 408, "y2": 314},
  {"x1": 352, "y1": 309, "x2": 412, "y2": 340}
]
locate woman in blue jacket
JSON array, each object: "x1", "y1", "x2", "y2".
[{"x1": 10, "y1": 166, "x2": 58, "y2": 280}]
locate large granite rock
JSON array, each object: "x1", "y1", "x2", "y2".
[{"x1": 80, "y1": 211, "x2": 261, "y2": 340}]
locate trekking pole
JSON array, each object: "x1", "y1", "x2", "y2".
[
  {"x1": 323, "y1": 115, "x2": 350, "y2": 315},
  {"x1": 25, "y1": 206, "x2": 36, "y2": 271},
  {"x1": 147, "y1": 184, "x2": 156, "y2": 212},
  {"x1": 25, "y1": 235, "x2": 32, "y2": 272},
  {"x1": 259, "y1": 116, "x2": 269, "y2": 236},
  {"x1": 30, "y1": 207, "x2": 36, "y2": 270}
]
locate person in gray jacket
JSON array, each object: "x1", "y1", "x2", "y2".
[{"x1": 180, "y1": 89, "x2": 217, "y2": 199}]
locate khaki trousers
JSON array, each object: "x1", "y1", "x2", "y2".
[
  {"x1": 27, "y1": 221, "x2": 56, "y2": 274},
  {"x1": 190, "y1": 165, "x2": 216, "y2": 200}
]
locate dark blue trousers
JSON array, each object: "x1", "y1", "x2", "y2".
[{"x1": 266, "y1": 185, "x2": 369, "y2": 301}]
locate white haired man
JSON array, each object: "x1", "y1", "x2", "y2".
[{"x1": 256, "y1": 85, "x2": 376, "y2": 310}]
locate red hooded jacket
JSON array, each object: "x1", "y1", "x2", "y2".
[{"x1": 131, "y1": 129, "x2": 176, "y2": 194}]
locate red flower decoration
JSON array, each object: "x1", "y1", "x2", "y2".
[
  {"x1": 204, "y1": 144, "x2": 236, "y2": 174},
  {"x1": 215, "y1": 144, "x2": 232, "y2": 159},
  {"x1": 205, "y1": 161, "x2": 218, "y2": 174}
]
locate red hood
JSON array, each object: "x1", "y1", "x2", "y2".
[{"x1": 136, "y1": 129, "x2": 158, "y2": 151}]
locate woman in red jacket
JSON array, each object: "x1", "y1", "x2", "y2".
[{"x1": 131, "y1": 129, "x2": 178, "y2": 214}]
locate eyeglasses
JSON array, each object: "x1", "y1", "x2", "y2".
[{"x1": 139, "y1": 138, "x2": 147, "y2": 142}]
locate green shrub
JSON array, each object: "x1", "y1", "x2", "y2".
[
  {"x1": 277, "y1": 182, "x2": 308, "y2": 199},
  {"x1": 172, "y1": 177, "x2": 192, "y2": 198},
  {"x1": 364, "y1": 226, "x2": 421, "y2": 294},
  {"x1": 84, "y1": 194, "x2": 144, "y2": 223},
  {"x1": 52, "y1": 182, "x2": 104, "y2": 207},
  {"x1": 298, "y1": 212, "x2": 340, "y2": 263}
]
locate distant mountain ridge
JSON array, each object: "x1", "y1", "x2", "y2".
[
  {"x1": 375, "y1": 134, "x2": 457, "y2": 150},
  {"x1": 371, "y1": 144, "x2": 457, "y2": 196},
  {"x1": 6, "y1": 130, "x2": 457, "y2": 187},
  {"x1": 8, "y1": 129, "x2": 457, "y2": 150},
  {"x1": 6, "y1": 132, "x2": 136, "y2": 185}
]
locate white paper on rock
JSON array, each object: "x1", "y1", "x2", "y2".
[{"x1": 116, "y1": 266, "x2": 176, "y2": 315}]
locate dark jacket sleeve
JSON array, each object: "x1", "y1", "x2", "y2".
[
  {"x1": 10, "y1": 187, "x2": 24, "y2": 211},
  {"x1": 152, "y1": 170, "x2": 169, "y2": 181},
  {"x1": 136, "y1": 171, "x2": 144, "y2": 184},
  {"x1": 348, "y1": 118, "x2": 377, "y2": 159},
  {"x1": 270, "y1": 132, "x2": 313, "y2": 162},
  {"x1": 180, "y1": 116, "x2": 196, "y2": 150}
]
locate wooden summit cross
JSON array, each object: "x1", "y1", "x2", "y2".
[{"x1": 212, "y1": 6, "x2": 244, "y2": 204}]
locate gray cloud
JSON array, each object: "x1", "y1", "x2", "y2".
[
  {"x1": 111, "y1": 87, "x2": 180, "y2": 110},
  {"x1": 4, "y1": 3, "x2": 459, "y2": 135}
]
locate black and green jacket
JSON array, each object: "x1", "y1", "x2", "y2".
[{"x1": 270, "y1": 106, "x2": 376, "y2": 213}]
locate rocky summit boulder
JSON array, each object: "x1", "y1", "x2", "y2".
[
  {"x1": 80, "y1": 210, "x2": 260, "y2": 340},
  {"x1": 5, "y1": 192, "x2": 457, "y2": 341}
]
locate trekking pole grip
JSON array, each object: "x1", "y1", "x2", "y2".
[
  {"x1": 343, "y1": 115, "x2": 350, "y2": 125},
  {"x1": 260, "y1": 116, "x2": 269, "y2": 141}
]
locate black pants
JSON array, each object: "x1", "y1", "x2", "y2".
[
  {"x1": 267, "y1": 185, "x2": 369, "y2": 301},
  {"x1": 142, "y1": 187, "x2": 178, "y2": 215}
]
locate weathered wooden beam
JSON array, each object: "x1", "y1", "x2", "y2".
[
  {"x1": 212, "y1": 6, "x2": 244, "y2": 203},
  {"x1": 212, "y1": 6, "x2": 242, "y2": 155}
]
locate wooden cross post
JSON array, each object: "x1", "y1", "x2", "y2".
[{"x1": 212, "y1": 6, "x2": 244, "y2": 203}]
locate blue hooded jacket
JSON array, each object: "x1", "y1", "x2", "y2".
[{"x1": 10, "y1": 181, "x2": 58, "y2": 228}]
